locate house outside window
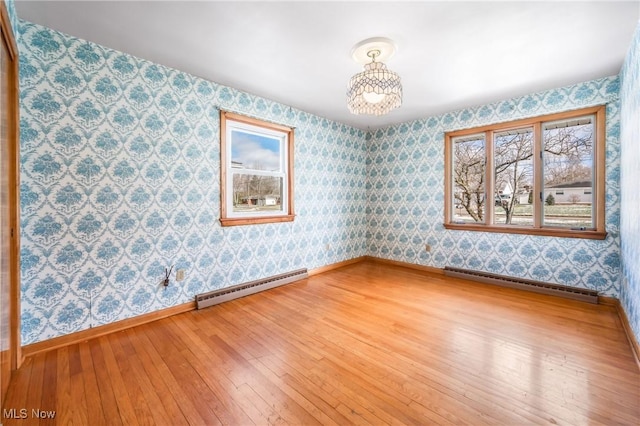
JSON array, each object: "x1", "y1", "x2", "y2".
[
  {"x1": 444, "y1": 106, "x2": 606, "y2": 239},
  {"x1": 220, "y1": 111, "x2": 295, "y2": 226}
]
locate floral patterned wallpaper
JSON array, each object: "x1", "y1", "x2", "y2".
[
  {"x1": 619, "y1": 22, "x2": 640, "y2": 344},
  {"x1": 365, "y1": 77, "x2": 622, "y2": 295},
  {"x1": 11, "y1": 9, "x2": 638, "y2": 347},
  {"x1": 18, "y1": 21, "x2": 367, "y2": 344}
]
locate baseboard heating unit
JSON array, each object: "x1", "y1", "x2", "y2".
[
  {"x1": 196, "y1": 268, "x2": 308, "y2": 309},
  {"x1": 443, "y1": 266, "x2": 599, "y2": 304}
]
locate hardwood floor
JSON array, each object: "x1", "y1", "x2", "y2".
[{"x1": 3, "y1": 260, "x2": 640, "y2": 425}]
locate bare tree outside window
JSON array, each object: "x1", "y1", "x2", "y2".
[
  {"x1": 543, "y1": 117, "x2": 594, "y2": 228},
  {"x1": 493, "y1": 128, "x2": 534, "y2": 225},
  {"x1": 444, "y1": 106, "x2": 605, "y2": 239},
  {"x1": 452, "y1": 135, "x2": 485, "y2": 223},
  {"x1": 232, "y1": 173, "x2": 282, "y2": 211},
  {"x1": 542, "y1": 120, "x2": 593, "y2": 186}
]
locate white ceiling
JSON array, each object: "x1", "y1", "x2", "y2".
[{"x1": 15, "y1": 1, "x2": 640, "y2": 130}]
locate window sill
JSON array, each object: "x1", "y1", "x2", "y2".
[
  {"x1": 443, "y1": 223, "x2": 607, "y2": 240},
  {"x1": 220, "y1": 214, "x2": 295, "y2": 227}
]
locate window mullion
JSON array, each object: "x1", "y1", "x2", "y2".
[
  {"x1": 533, "y1": 122, "x2": 542, "y2": 229},
  {"x1": 485, "y1": 130, "x2": 494, "y2": 225}
]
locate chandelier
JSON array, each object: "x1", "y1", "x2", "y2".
[{"x1": 347, "y1": 37, "x2": 402, "y2": 116}]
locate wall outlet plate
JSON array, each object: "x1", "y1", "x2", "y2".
[{"x1": 176, "y1": 269, "x2": 185, "y2": 281}]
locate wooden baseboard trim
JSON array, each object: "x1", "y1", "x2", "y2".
[
  {"x1": 597, "y1": 295, "x2": 618, "y2": 306},
  {"x1": 308, "y1": 256, "x2": 367, "y2": 276},
  {"x1": 24, "y1": 258, "x2": 636, "y2": 375},
  {"x1": 22, "y1": 301, "x2": 196, "y2": 358},
  {"x1": 23, "y1": 258, "x2": 370, "y2": 357},
  {"x1": 600, "y1": 296, "x2": 640, "y2": 370},
  {"x1": 363, "y1": 256, "x2": 445, "y2": 275}
]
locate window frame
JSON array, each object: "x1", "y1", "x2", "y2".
[
  {"x1": 220, "y1": 111, "x2": 295, "y2": 227},
  {"x1": 444, "y1": 106, "x2": 606, "y2": 240}
]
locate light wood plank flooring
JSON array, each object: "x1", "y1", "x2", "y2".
[{"x1": 3, "y1": 261, "x2": 640, "y2": 425}]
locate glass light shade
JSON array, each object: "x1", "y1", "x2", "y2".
[
  {"x1": 347, "y1": 61, "x2": 402, "y2": 116},
  {"x1": 363, "y1": 91, "x2": 386, "y2": 104}
]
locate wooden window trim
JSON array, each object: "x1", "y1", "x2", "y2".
[
  {"x1": 220, "y1": 111, "x2": 295, "y2": 227},
  {"x1": 0, "y1": 0, "x2": 21, "y2": 384},
  {"x1": 444, "y1": 106, "x2": 607, "y2": 240}
]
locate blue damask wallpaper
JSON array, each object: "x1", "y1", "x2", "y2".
[
  {"x1": 366, "y1": 77, "x2": 622, "y2": 295},
  {"x1": 18, "y1": 21, "x2": 367, "y2": 344},
  {"x1": 620, "y1": 22, "x2": 640, "y2": 343},
  {"x1": 15, "y1": 15, "x2": 636, "y2": 346},
  {"x1": 5, "y1": 0, "x2": 18, "y2": 38}
]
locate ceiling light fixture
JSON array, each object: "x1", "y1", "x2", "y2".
[{"x1": 347, "y1": 37, "x2": 402, "y2": 116}]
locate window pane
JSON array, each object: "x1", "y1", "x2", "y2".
[
  {"x1": 452, "y1": 134, "x2": 486, "y2": 223},
  {"x1": 493, "y1": 128, "x2": 534, "y2": 226},
  {"x1": 232, "y1": 173, "x2": 283, "y2": 214},
  {"x1": 231, "y1": 130, "x2": 281, "y2": 171},
  {"x1": 542, "y1": 116, "x2": 594, "y2": 229}
]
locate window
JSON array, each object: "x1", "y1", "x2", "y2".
[
  {"x1": 220, "y1": 111, "x2": 295, "y2": 226},
  {"x1": 444, "y1": 106, "x2": 606, "y2": 239}
]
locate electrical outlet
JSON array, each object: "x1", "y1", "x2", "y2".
[
  {"x1": 325, "y1": 243, "x2": 330, "y2": 251},
  {"x1": 425, "y1": 244, "x2": 431, "y2": 252},
  {"x1": 176, "y1": 269, "x2": 186, "y2": 282}
]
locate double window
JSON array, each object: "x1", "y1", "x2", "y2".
[
  {"x1": 220, "y1": 112, "x2": 294, "y2": 226},
  {"x1": 444, "y1": 106, "x2": 606, "y2": 239}
]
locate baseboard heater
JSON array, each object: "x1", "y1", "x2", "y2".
[
  {"x1": 196, "y1": 268, "x2": 308, "y2": 310},
  {"x1": 443, "y1": 266, "x2": 599, "y2": 304}
]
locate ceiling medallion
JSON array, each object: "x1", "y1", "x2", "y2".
[{"x1": 347, "y1": 37, "x2": 402, "y2": 116}]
